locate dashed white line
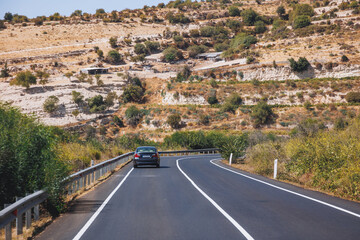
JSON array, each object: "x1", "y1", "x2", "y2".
[
  {"x1": 210, "y1": 159, "x2": 360, "y2": 219},
  {"x1": 72, "y1": 167, "x2": 134, "y2": 240},
  {"x1": 177, "y1": 157, "x2": 254, "y2": 240}
]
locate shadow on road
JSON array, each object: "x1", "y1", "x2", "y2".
[{"x1": 68, "y1": 199, "x2": 103, "y2": 214}]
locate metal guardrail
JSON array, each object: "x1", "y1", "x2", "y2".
[{"x1": 0, "y1": 148, "x2": 220, "y2": 239}]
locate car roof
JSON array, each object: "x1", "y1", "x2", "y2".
[{"x1": 136, "y1": 146, "x2": 157, "y2": 150}]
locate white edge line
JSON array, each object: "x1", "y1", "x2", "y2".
[
  {"x1": 72, "y1": 167, "x2": 134, "y2": 240},
  {"x1": 210, "y1": 159, "x2": 360, "y2": 219},
  {"x1": 176, "y1": 157, "x2": 254, "y2": 240}
]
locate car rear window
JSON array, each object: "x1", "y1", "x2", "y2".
[{"x1": 137, "y1": 147, "x2": 156, "y2": 153}]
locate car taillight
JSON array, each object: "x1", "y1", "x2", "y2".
[
  {"x1": 134, "y1": 153, "x2": 140, "y2": 159},
  {"x1": 152, "y1": 153, "x2": 158, "y2": 158}
]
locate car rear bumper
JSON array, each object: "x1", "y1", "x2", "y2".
[{"x1": 134, "y1": 158, "x2": 160, "y2": 165}]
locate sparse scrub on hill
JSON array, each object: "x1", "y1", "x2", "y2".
[
  {"x1": 162, "y1": 46, "x2": 183, "y2": 62},
  {"x1": 122, "y1": 77, "x2": 145, "y2": 103},
  {"x1": 251, "y1": 101, "x2": 275, "y2": 128},
  {"x1": 345, "y1": 92, "x2": 360, "y2": 103},
  {"x1": 87, "y1": 95, "x2": 107, "y2": 113},
  {"x1": 105, "y1": 50, "x2": 123, "y2": 65}
]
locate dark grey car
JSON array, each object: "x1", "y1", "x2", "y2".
[{"x1": 133, "y1": 146, "x2": 160, "y2": 168}]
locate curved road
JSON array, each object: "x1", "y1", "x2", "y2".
[{"x1": 36, "y1": 154, "x2": 360, "y2": 240}]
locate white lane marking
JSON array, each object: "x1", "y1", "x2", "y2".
[
  {"x1": 177, "y1": 158, "x2": 254, "y2": 240},
  {"x1": 211, "y1": 160, "x2": 360, "y2": 219},
  {"x1": 73, "y1": 168, "x2": 134, "y2": 240}
]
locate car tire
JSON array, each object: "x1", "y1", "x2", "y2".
[
  {"x1": 156, "y1": 163, "x2": 160, "y2": 168},
  {"x1": 133, "y1": 164, "x2": 138, "y2": 168}
]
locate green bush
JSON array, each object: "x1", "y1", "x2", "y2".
[
  {"x1": 162, "y1": 47, "x2": 183, "y2": 62},
  {"x1": 106, "y1": 50, "x2": 123, "y2": 64},
  {"x1": 250, "y1": 101, "x2": 275, "y2": 128},
  {"x1": 125, "y1": 106, "x2": 143, "y2": 127},
  {"x1": 10, "y1": 71, "x2": 37, "y2": 89},
  {"x1": 167, "y1": 113, "x2": 182, "y2": 129},
  {"x1": 122, "y1": 85, "x2": 144, "y2": 103},
  {"x1": 187, "y1": 45, "x2": 208, "y2": 58},
  {"x1": 207, "y1": 95, "x2": 218, "y2": 105},
  {"x1": 134, "y1": 43, "x2": 148, "y2": 55},
  {"x1": 293, "y1": 15, "x2": 311, "y2": 29},
  {"x1": 109, "y1": 36, "x2": 117, "y2": 48},
  {"x1": 288, "y1": 57, "x2": 310, "y2": 72},
  {"x1": 113, "y1": 115, "x2": 124, "y2": 127},
  {"x1": 199, "y1": 114, "x2": 210, "y2": 125},
  {"x1": 0, "y1": 104, "x2": 68, "y2": 212},
  {"x1": 254, "y1": 21, "x2": 267, "y2": 34},
  {"x1": 72, "y1": 91, "x2": 84, "y2": 105},
  {"x1": 229, "y1": 6, "x2": 241, "y2": 17},
  {"x1": 43, "y1": 96, "x2": 60, "y2": 113},
  {"x1": 230, "y1": 33, "x2": 258, "y2": 49},
  {"x1": 345, "y1": 92, "x2": 360, "y2": 103},
  {"x1": 241, "y1": 9, "x2": 260, "y2": 26},
  {"x1": 87, "y1": 95, "x2": 106, "y2": 113}
]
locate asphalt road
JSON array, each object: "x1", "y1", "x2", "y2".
[{"x1": 36, "y1": 154, "x2": 360, "y2": 240}]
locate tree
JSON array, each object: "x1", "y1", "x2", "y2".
[
  {"x1": 113, "y1": 115, "x2": 124, "y2": 127},
  {"x1": 241, "y1": 9, "x2": 260, "y2": 26},
  {"x1": 229, "y1": 6, "x2": 241, "y2": 17},
  {"x1": 125, "y1": 105, "x2": 143, "y2": 127},
  {"x1": 106, "y1": 50, "x2": 123, "y2": 64},
  {"x1": 251, "y1": 101, "x2": 275, "y2": 128},
  {"x1": 71, "y1": 10, "x2": 82, "y2": 17},
  {"x1": 109, "y1": 37, "x2": 117, "y2": 48},
  {"x1": 341, "y1": 55, "x2": 349, "y2": 62},
  {"x1": 293, "y1": 4, "x2": 315, "y2": 18},
  {"x1": 95, "y1": 8, "x2": 106, "y2": 18},
  {"x1": 95, "y1": 74, "x2": 104, "y2": 86},
  {"x1": 187, "y1": 45, "x2": 208, "y2": 58},
  {"x1": 4, "y1": 12, "x2": 13, "y2": 22},
  {"x1": 43, "y1": 96, "x2": 59, "y2": 113},
  {"x1": 167, "y1": 113, "x2": 182, "y2": 129},
  {"x1": 207, "y1": 95, "x2": 218, "y2": 105},
  {"x1": 10, "y1": 71, "x2": 36, "y2": 89},
  {"x1": 162, "y1": 47, "x2": 183, "y2": 62},
  {"x1": 36, "y1": 70, "x2": 50, "y2": 86},
  {"x1": 96, "y1": 49, "x2": 104, "y2": 59},
  {"x1": 144, "y1": 41, "x2": 160, "y2": 53},
  {"x1": 288, "y1": 57, "x2": 310, "y2": 72},
  {"x1": 0, "y1": 62, "x2": 10, "y2": 78},
  {"x1": 293, "y1": 15, "x2": 311, "y2": 29}
]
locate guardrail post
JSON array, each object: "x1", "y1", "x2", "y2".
[
  {"x1": 25, "y1": 194, "x2": 31, "y2": 229},
  {"x1": 15, "y1": 197, "x2": 23, "y2": 235},
  {"x1": 274, "y1": 159, "x2": 278, "y2": 179},
  {"x1": 83, "y1": 175, "x2": 87, "y2": 189},
  {"x1": 4, "y1": 204, "x2": 12, "y2": 240},
  {"x1": 229, "y1": 153, "x2": 233, "y2": 165},
  {"x1": 34, "y1": 204, "x2": 39, "y2": 221}
]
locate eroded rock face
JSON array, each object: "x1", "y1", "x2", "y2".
[
  {"x1": 239, "y1": 64, "x2": 360, "y2": 81},
  {"x1": 162, "y1": 92, "x2": 207, "y2": 105}
]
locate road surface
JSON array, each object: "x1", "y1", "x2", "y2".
[{"x1": 36, "y1": 154, "x2": 360, "y2": 240}]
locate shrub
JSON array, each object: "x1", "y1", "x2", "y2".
[
  {"x1": 345, "y1": 92, "x2": 360, "y2": 103},
  {"x1": 122, "y1": 85, "x2": 144, "y2": 103},
  {"x1": 113, "y1": 115, "x2": 124, "y2": 127},
  {"x1": 43, "y1": 96, "x2": 59, "y2": 113},
  {"x1": 288, "y1": 57, "x2": 310, "y2": 72},
  {"x1": 167, "y1": 113, "x2": 182, "y2": 129},
  {"x1": 334, "y1": 117, "x2": 348, "y2": 130},
  {"x1": 227, "y1": 93, "x2": 243, "y2": 106},
  {"x1": 72, "y1": 91, "x2": 84, "y2": 105},
  {"x1": 231, "y1": 33, "x2": 258, "y2": 49},
  {"x1": 207, "y1": 95, "x2": 218, "y2": 105},
  {"x1": 293, "y1": 15, "x2": 311, "y2": 29},
  {"x1": 125, "y1": 106, "x2": 143, "y2": 126},
  {"x1": 292, "y1": 4, "x2": 315, "y2": 18},
  {"x1": 189, "y1": 29, "x2": 200, "y2": 37},
  {"x1": 10, "y1": 71, "x2": 37, "y2": 89},
  {"x1": 210, "y1": 79, "x2": 218, "y2": 88},
  {"x1": 134, "y1": 43, "x2": 148, "y2": 55},
  {"x1": 341, "y1": 55, "x2": 349, "y2": 62},
  {"x1": 105, "y1": 92, "x2": 117, "y2": 108},
  {"x1": 162, "y1": 47, "x2": 183, "y2": 62},
  {"x1": 144, "y1": 41, "x2": 160, "y2": 53},
  {"x1": 221, "y1": 102, "x2": 237, "y2": 113},
  {"x1": 106, "y1": 50, "x2": 123, "y2": 64},
  {"x1": 214, "y1": 43, "x2": 229, "y2": 52},
  {"x1": 0, "y1": 62, "x2": 10, "y2": 78},
  {"x1": 229, "y1": 6, "x2": 241, "y2": 17},
  {"x1": 254, "y1": 21, "x2": 267, "y2": 34},
  {"x1": 109, "y1": 37, "x2": 117, "y2": 48},
  {"x1": 199, "y1": 114, "x2": 210, "y2": 125},
  {"x1": 241, "y1": 9, "x2": 260, "y2": 26},
  {"x1": 250, "y1": 101, "x2": 275, "y2": 128},
  {"x1": 187, "y1": 45, "x2": 208, "y2": 58},
  {"x1": 291, "y1": 118, "x2": 326, "y2": 137}
]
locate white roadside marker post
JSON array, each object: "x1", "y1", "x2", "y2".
[
  {"x1": 274, "y1": 159, "x2": 278, "y2": 179},
  {"x1": 229, "y1": 153, "x2": 233, "y2": 165}
]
